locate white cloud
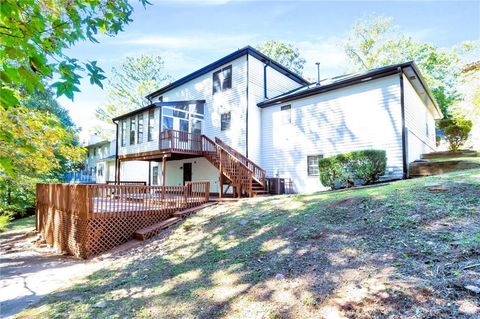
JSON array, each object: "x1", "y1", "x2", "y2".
[
  {"x1": 295, "y1": 36, "x2": 349, "y2": 80},
  {"x1": 115, "y1": 33, "x2": 257, "y2": 51}
]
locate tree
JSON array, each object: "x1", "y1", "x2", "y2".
[
  {"x1": 0, "y1": 104, "x2": 85, "y2": 217},
  {"x1": 450, "y1": 60, "x2": 480, "y2": 149},
  {"x1": 438, "y1": 116, "x2": 473, "y2": 151},
  {"x1": 0, "y1": 0, "x2": 150, "y2": 110},
  {"x1": 256, "y1": 40, "x2": 306, "y2": 76},
  {"x1": 95, "y1": 55, "x2": 171, "y2": 124},
  {"x1": 343, "y1": 15, "x2": 475, "y2": 117}
]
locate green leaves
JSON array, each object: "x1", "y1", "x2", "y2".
[
  {"x1": 86, "y1": 61, "x2": 106, "y2": 89},
  {"x1": 343, "y1": 15, "x2": 472, "y2": 117},
  {"x1": 0, "y1": 0, "x2": 150, "y2": 109},
  {"x1": 256, "y1": 40, "x2": 306, "y2": 76}
]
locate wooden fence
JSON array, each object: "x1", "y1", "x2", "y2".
[{"x1": 36, "y1": 181, "x2": 209, "y2": 258}]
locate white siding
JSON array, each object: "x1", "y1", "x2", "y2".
[
  {"x1": 153, "y1": 55, "x2": 248, "y2": 154},
  {"x1": 162, "y1": 157, "x2": 220, "y2": 193},
  {"x1": 119, "y1": 161, "x2": 150, "y2": 183},
  {"x1": 247, "y1": 55, "x2": 304, "y2": 163},
  {"x1": 403, "y1": 74, "x2": 436, "y2": 164},
  {"x1": 261, "y1": 75, "x2": 403, "y2": 193},
  {"x1": 118, "y1": 108, "x2": 160, "y2": 156}
]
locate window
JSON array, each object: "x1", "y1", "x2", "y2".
[
  {"x1": 93, "y1": 147, "x2": 96, "y2": 156},
  {"x1": 97, "y1": 163, "x2": 104, "y2": 177},
  {"x1": 152, "y1": 166, "x2": 158, "y2": 185},
  {"x1": 281, "y1": 105, "x2": 291, "y2": 124},
  {"x1": 148, "y1": 110, "x2": 155, "y2": 141},
  {"x1": 137, "y1": 114, "x2": 144, "y2": 144},
  {"x1": 121, "y1": 120, "x2": 127, "y2": 147},
  {"x1": 129, "y1": 117, "x2": 136, "y2": 145},
  {"x1": 221, "y1": 112, "x2": 231, "y2": 131},
  {"x1": 213, "y1": 65, "x2": 232, "y2": 94},
  {"x1": 307, "y1": 155, "x2": 323, "y2": 176}
]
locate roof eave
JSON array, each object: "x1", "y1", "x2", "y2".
[{"x1": 145, "y1": 46, "x2": 309, "y2": 100}]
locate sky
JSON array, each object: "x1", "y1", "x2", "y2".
[{"x1": 58, "y1": 0, "x2": 480, "y2": 142}]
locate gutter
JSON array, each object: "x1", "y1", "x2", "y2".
[
  {"x1": 114, "y1": 121, "x2": 120, "y2": 184},
  {"x1": 246, "y1": 54, "x2": 249, "y2": 157},
  {"x1": 263, "y1": 61, "x2": 269, "y2": 99},
  {"x1": 398, "y1": 67, "x2": 409, "y2": 179}
]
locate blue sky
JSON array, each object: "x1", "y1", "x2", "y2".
[{"x1": 61, "y1": 0, "x2": 480, "y2": 141}]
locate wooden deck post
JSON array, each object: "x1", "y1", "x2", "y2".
[
  {"x1": 219, "y1": 150, "x2": 223, "y2": 198},
  {"x1": 219, "y1": 173, "x2": 224, "y2": 198},
  {"x1": 161, "y1": 155, "x2": 166, "y2": 200}
]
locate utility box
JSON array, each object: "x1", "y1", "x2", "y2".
[{"x1": 268, "y1": 178, "x2": 285, "y2": 195}]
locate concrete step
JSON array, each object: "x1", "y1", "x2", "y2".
[
  {"x1": 133, "y1": 217, "x2": 182, "y2": 241},
  {"x1": 173, "y1": 202, "x2": 217, "y2": 217}
]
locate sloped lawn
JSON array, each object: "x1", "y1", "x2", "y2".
[{"x1": 19, "y1": 170, "x2": 480, "y2": 319}]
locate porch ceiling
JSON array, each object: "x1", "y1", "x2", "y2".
[{"x1": 118, "y1": 150, "x2": 203, "y2": 162}]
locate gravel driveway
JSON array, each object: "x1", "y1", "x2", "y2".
[{"x1": 0, "y1": 227, "x2": 104, "y2": 318}]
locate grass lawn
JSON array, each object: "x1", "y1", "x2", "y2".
[
  {"x1": 0, "y1": 215, "x2": 35, "y2": 233},
  {"x1": 19, "y1": 170, "x2": 480, "y2": 319}
]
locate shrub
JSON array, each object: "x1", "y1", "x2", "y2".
[
  {"x1": 438, "y1": 116, "x2": 473, "y2": 151},
  {"x1": 318, "y1": 150, "x2": 387, "y2": 190}
]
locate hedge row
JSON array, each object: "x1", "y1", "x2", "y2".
[{"x1": 318, "y1": 149, "x2": 387, "y2": 189}]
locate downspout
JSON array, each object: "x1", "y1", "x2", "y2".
[
  {"x1": 263, "y1": 61, "x2": 269, "y2": 99},
  {"x1": 245, "y1": 54, "x2": 249, "y2": 157},
  {"x1": 398, "y1": 67, "x2": 408, "y2": 179},
  {"x1": 114, "y1": 120, "x2": 120, "y2": 184}
]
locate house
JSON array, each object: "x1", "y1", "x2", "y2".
[
  {"x1": 112, "y1": 46, "x2": 442, "y2": 195},
  {"x1": 65, "y1": 138, "x2": 150, "y2": 184}
]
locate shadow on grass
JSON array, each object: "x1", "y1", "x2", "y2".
[{"x1": 21, "y1": 171, "x2": 480, "y2": 319}]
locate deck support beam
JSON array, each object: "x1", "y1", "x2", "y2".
[
  {"x1": 219, "y1": 174, "x2": 224, "y2": 198},
  {"x1": 161, "y1": 155, "x2": 167, "y2": 200}
]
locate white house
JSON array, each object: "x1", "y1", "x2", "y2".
[{"x1": 112, "y1": 46, "x2": 442, "y2": 195}]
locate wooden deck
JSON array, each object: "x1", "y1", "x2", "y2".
[{"x1": 36, "y1": 181, "x2": 210, "y2": 258}]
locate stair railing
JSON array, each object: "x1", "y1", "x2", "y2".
[
  {"x1": 214, "y1": 137, "x2": 266, "y2": 187},
  {"x1": 201, "y1": 135, "x2": 254, "y2": 197}
]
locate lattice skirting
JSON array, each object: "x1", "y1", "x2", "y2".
[{"x1": 37, "y1": 204, "x2": 175, "y2": 258}]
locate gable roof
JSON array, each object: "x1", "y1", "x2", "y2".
[
  {"x1": 257, "y1": 61, "x2": 442, "y2": 119},
  {"x1": 145, "y1": 46, "x2": 309, "y2": 100}
]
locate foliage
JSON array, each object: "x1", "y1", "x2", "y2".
[
  {"x1": 95, "y1": 55, "x2": 171, "y2": 125},
  {"x1": 0, "y1": 104, "x2": 85, "y2": 218},
  {"x1": 256, "y1": 40, "x2": 306, "y2": 76},
  {"x1": 450, "y1": 60, "x2": 480, "y2": 148},
  {"x1": 319, "y1": 150, "x2": 387, "y2": 189},
  {"x1": 343, "y1": 15, "x2": 478, "y2": 117},
  {"x1": 438, "y1": 116, "x2": 473, "y2": 151},
  {"x1": 0, "y1": 0, "x2": 150, "y2": 110},
  {"x1": 0, "y1": 215, "x2": 10, "y2": 232}
]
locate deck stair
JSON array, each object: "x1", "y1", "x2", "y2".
[
  {"x1": 201, "y1": 136, "x2": 267, "y2": 197},
  {"x1": 173, "y1": 202, "x2": 217, "y2": 217},
  {"x1": 133, "y1": 217, "x2": 182, "y2": 241}
]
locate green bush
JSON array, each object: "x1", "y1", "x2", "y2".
[
  {"x1": 438, "y1": 116, "x2": 473, "y2": 151},
  {"x1": 318, "y1": 150, "x2": 387, "y2": 190}
]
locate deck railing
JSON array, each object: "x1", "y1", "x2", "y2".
[
  {"x1": 159, "y1": 129, "x2": 202, "y2": 153},
  {"x1": 36, "y1": 181, "x2": 210, "y2": 258}
]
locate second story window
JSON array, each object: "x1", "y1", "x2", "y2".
[
  {"x1": 137, "y1": 114, "x2": 144, "y2": 144},
  {"x1": 130, "y1": 117, "x2": 136, "y2": 145},
  {"x1": 121, "y1": 120, "x2": 127, "y2": 147},
  {"x1": 148, "y1": 109, "x2": 155, "y2": 141},
  {"x1": 213, "y1": 65, "x2": 232, "y2": 94},
  {"x1": 281, "y1": 105, "x2": 291, "y2": 124},
  {"x1": 221, "y1": 112, "x2": 231, "y2": 131}
]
